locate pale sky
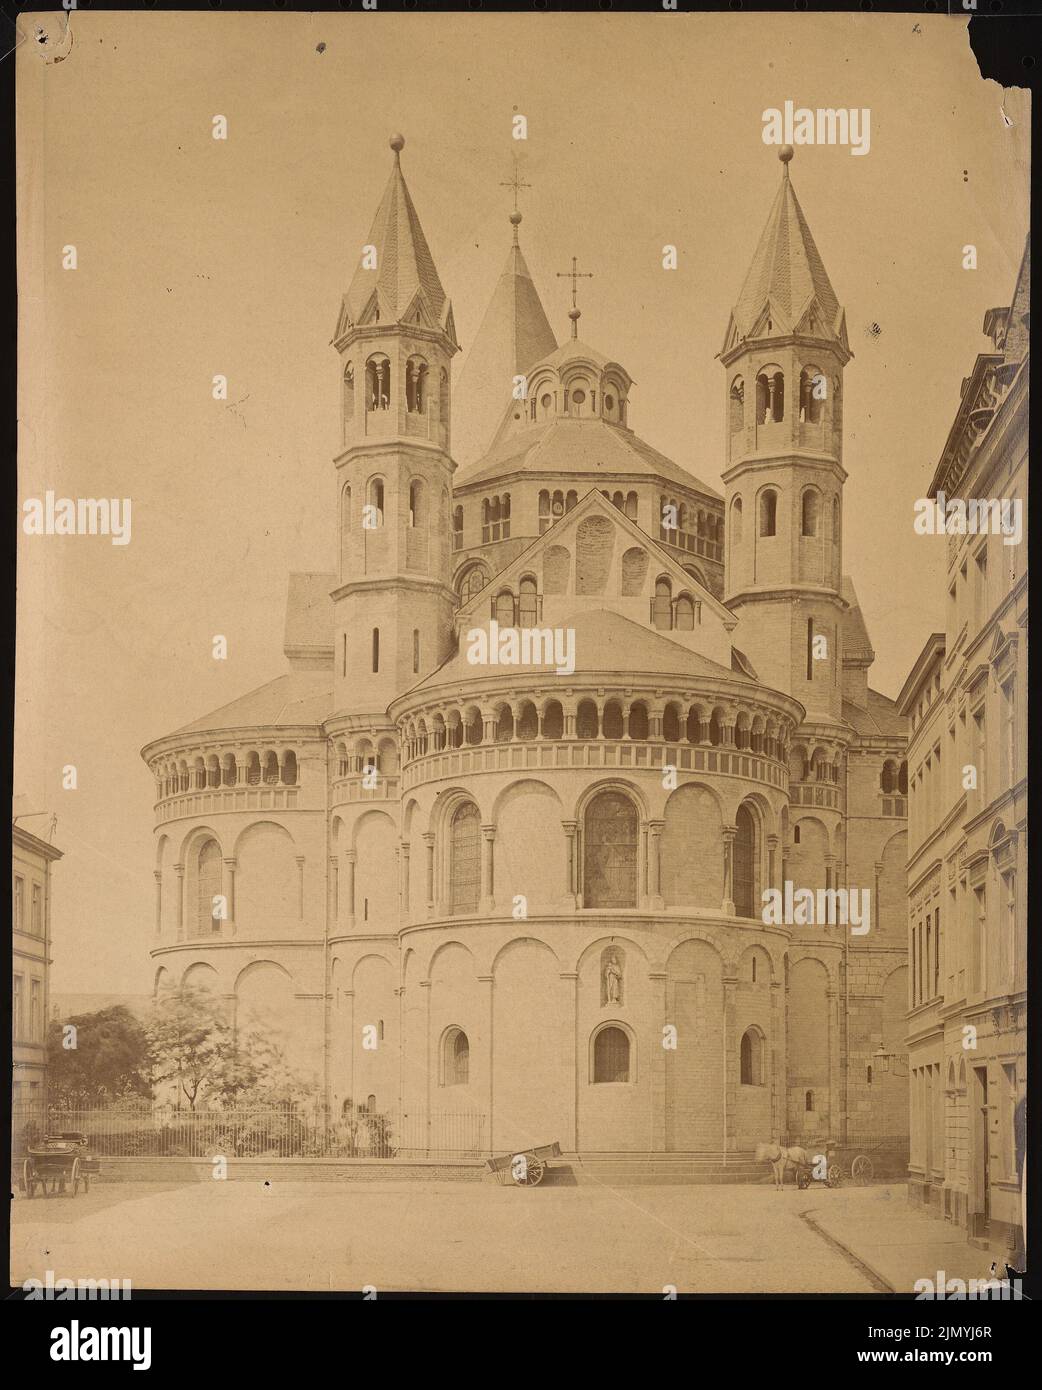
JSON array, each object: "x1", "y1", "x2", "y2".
[{"x1": 15, "y1": 12, "x2": 1029, "y2": 992}]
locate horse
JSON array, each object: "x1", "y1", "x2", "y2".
[{"x1": 756, "y1": 1141, "x2": 814, "y2": 1190}]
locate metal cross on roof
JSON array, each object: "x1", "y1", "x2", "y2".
[
  {"x1": 556, "y1": 256, "x2": 594, "y2": 338},
  {"x1": 499, "y1": 166, "x2": 532, "y2": 213}
]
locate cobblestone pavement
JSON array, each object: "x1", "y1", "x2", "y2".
[{"x1": 10, "y1": 1180, "x2": 997, "y2": 1296}]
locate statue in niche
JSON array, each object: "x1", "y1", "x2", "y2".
[{"x1": 602, "y1": 947, "x2": 624, "y2": 1007}]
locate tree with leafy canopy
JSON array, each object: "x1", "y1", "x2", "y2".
[{"x1": 45, "y1": 1005, "x2": 151, "y2": 1107}]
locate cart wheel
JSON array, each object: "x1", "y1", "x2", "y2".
[
  {"x1": 512, "y1": 1152, "x2": 545, "y2": 1187},
  {"x1": 22, "y1": 1158, "x2": 37, "y2": 1199},
  {"x1": 826, "y1": 1164, "x2": 845, "y2": 1188},
  {"x1": 851, "y1": 1155, "x2": 873, "y2": 1185},
  {"x1": 70, "y1": 1157, "x2": 83, "y2": 1197}
]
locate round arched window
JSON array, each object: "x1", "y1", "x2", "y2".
[
  {"x1": 552, "y1": 497, "x2": 564, "y2": 517},
  {"x1": 572, "y1": 389, "x2": 586, "y2": 405},
  {"x1": 605, "y1": 394, "x2": 615, "y2": 410},
  {"x1": 540, "y1": 394, "x2": 552, "y2": 409}
]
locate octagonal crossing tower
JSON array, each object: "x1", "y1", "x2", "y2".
[
  {"x1": 721, "y1": 146, "x2": 852, "y2": 725},
  {"x1": 331, "y1": 135, "x2": 459, "y2": 719}
]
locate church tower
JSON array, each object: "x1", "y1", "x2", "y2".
[
  {"x1": 721, "y1": 146, "x2": 852, "y2": 723},
  {"x1": 330, "y1": 136, "x2": 458, "y2": 717}
]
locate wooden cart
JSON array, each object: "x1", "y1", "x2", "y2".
[
  {"x1": 22, "y1": 1132, "x2": 100, "y2": 1198},
  {"x1": 486, "y1": 1141, "x2": 561, "y2": 1188}
]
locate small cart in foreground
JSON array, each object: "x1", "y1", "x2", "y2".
[
  {"x1": 22, "y1": 1132, "x2": 101, "y2": 1198},
  {"x1": 487, "y1": 1141, "x2": 562, "y2": 1188}
]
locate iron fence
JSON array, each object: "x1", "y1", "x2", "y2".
[{"x1": 11, "y1": 1103, "x2": 488, "y2": 1160}]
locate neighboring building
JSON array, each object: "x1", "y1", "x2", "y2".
[
  {"x1": 12, "y1": 822, "x2": 63, "y2": 1113},
  {"x1": 141, "y1": 139, "x2": 908, "y2": 1159},
  {"x1": 898, "y1": 241, "x2": 1028, "y2": 1251}
]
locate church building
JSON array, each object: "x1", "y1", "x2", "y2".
[{"x1": 142, "y1": 137, "x2": 909, "y2": 1161}]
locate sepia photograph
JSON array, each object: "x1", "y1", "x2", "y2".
[{"x1": 9, "y1": 5, "x2": 1031, "y2": 1317}]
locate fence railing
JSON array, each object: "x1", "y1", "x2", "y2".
[{"x1": 11, "y1": 1104, "x2": 488, "y2": 1161}]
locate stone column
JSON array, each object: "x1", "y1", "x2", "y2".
[
  {"x1": 174, "y1": 863, "x2": 185, "y2": 941},
  {"x1": 721, "y1": 826, "x2": 736, "y2": 915},
  {"x1": 873, "y1": 859, "x2": 883, "y2": 939},
  {"x1": 649, "y1": 971, "x2": 668, "y2": 1152},
  {"x1": 563, "y1": 705, "x2": 577, "y2": 739},
  {"x1": 344, "y1": 988, "x2": 355, "y2": 1111},
  {"x1": 770, "y1": 976, "x2": 785, "y2": 1139},
  {"x1": 343, "y1": 849, "x2": 356, "y2": 930},
  {"x1": 767, "y1": 834, "x2": 779, "y2": 896},
  {"x1": 723, "y1": 975, "x2": 738, "y2": 1157},
  {"x1": 296, "y1": 855, "x2": 306, "y2": 920},
  {"x1": 560, "y1": 971, "x2": 579, "y2": 1151},
  {"x1": 400, "y1": 840, "x2": 411, "y2": 917},
  {"x1": 329, "y1": 855, "x2": 339, "y2": 932},
  {"x1": 480, "y1": 825, "x2": 496, "y2": 913},
  {"x1": 423, "y1": 833, "x2": 435, "y2": 917},
  {"x1": 640, "y1": 820, "x2": 650, "y2": 906},
  {"x1": 648, "y1": 703, "x2": 664, "y2": 740},
  {"x1": 648, "y1": 819, "x2": 665, "y2": 910},
  {"x1": 561, "y1": 820, "x2": 578, "y2": 909},
  {"x1": 478, "y1": 974, "x2": 494, "y2": 1153},
  {"x1": 222, "y1": 857, "x2": 237, "y2": 935},
  {"x1": 421, "y1": 979, "x2": 432, "y2": 1154},
  {"x1": 153, "y1": 870, "x2": 162, "y2": 936},
  {"x1": 827, "y1": 986, "x2": 841, "y2": 1142}
]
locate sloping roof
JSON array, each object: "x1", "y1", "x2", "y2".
[
  {"x1": 339, "y1": 144, "x2": 448, "y2": 329},
  {"x1": 284, "y1": 573, "x2": 335, "y2": 658},
  {"x1": 172, "y1": 671, "x2": 333, "y2": 737},
  {"x1": 729, "y1": 159, "x2": 842, "y2": 341},
  {"x1": 453, "y1": 222, "x2": 558, "y2": 464},
  {"x1": 406, "y1": 607, "x2": 749, "y2": 695},
  {"x1": 455, "y1": 415, "x2": 721, "y2": 498},
  {"x1": 840, "y1": 576, "x2": 875, "y2": 663},
  {"x1": 842, "y1": 689, "x2": 906, "y2": 739}
]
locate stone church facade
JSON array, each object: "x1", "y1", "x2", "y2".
[{"x1": 142, "y1": 138, "x2": 910, "y2": 1157}]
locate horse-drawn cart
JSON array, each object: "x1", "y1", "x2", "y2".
[
  {"x1": 22, "y1": 1132, "x2": 100, "y2": 1198},
  {"x1": 486, "y1": 1141, "x2": 561, "y2": 1188}
]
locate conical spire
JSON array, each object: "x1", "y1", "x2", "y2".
[
  {"x1": 339, "y1": 135, "x2": 452, "y2": 335},
  {"x1": 727, "y1": 146, "x2": 844, "y2": 345},
  {"x1": 453, "y1": 211, "x2": 558, "y2": 463}
]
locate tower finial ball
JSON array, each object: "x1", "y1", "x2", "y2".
[
  {"x1": 509, "y1": 211, "x2": 522, "y2": 226},
  {"x1": 779, "y1": 144, "x2": 794, "y2": 163},
  {"x1": 390, "y1": 134, "x2": 405, "y2": 153}
]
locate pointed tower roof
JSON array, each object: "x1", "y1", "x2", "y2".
[
  {"x1": 453, "y1": 211, "x2": 558, "y2": 464},
  {"x1": 336, "y1": 135, "x2": 453, "y2": 338},
  {"x1": 726, "y1": 147, "x2": 845, "y2": 348}
]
